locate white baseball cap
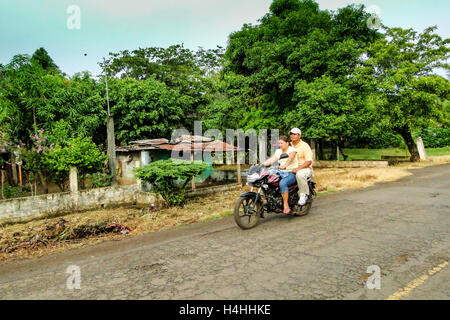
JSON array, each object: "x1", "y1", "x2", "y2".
[{"x1": 289, "y1": 128, "x2": 301, "y2": 135}]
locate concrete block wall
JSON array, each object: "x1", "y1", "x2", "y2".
[
  {"x1": 0, "y1": 185, "x2": 163, "y2": 223},
  {"x1": 313, "y1": 160, "x2": 389, "y2": 168}
]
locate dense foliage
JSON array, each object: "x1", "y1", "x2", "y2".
[
  {"x1": 355, "y1": 26, "x2": 450, "y2": 161},
  {"x1": 42, "y1": 136, "x2": 107, "y2": 189},
  {"x1": 134, "y1": 159, "x2": 209, "y2": 205},
  {"x1": 0, "y1": 0, "x2": 449, "y2": 197},
  {"x1": 101, "y1": 44, "x2": 225, "y2": 134},
  {"x1": 108, "y1": 76, "x2": 185, "y2": 144},
  {"x1": 417, "y1": 127, "x2": 450, "y2": 148},
  {"x1": 217, "y1": 0, "x2": 380, "y2": 132},
  {"x1": 84, "y1": 172, "x2": 112, "y2": 189},
  {"x1": 0, "y1": 52, "x2": 107, "y2": 147}
]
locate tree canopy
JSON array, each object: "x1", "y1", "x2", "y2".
[
  {"x1": 208, "y1": 0, "x2": 381, "y2": 134},
  {"x1": 0, "y1": 0, "x2": 449, "y2": 169},
  {"x1": 356, "y1": 26, "x2": 450, "y2": 160}
]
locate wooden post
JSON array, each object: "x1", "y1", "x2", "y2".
[
  {"x1": 236, "y1": 150, "x2": 241, "y2": 185},
  {"x1": 1, "y1": 170, "x2": 4, "y2": 199},
  {"x1": 69, "y1": 167, "x2": 78, "y2": 193},
  {"x1": 11, "y1": 155, "x2": 17, "y2": 185},
  {"x1": 18, "y1": 165, "x2": 22, "y2": 185},
  {"x1": 107, "y1": 116, "x2": 117, "y2": 185},
  {"x1": 191, "y1": 151, "x2": 196, "y2": 190}
]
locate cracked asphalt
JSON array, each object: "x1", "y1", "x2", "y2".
[{"x1": 0, "y1": 164, "x2": 449, "y2": 300}]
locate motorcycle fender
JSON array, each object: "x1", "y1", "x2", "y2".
[{"x1": 239, "y1": 191, "x2": 259, "y2": 200}]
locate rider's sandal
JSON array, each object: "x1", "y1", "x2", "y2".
[{"x1": 283, "y1": 208, "x2": 291, "y2": 215}]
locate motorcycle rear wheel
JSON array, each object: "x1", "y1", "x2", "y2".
[
  {"x1": 294, "y1": 198, "x2": 313, "y2": 216},
  {"x1": 234, "y1": 196, "x2": 261, "y2": 230}
]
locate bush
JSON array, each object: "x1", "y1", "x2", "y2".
[
  {"x1": 84, "y1": 172, "x2": 112, "y2": 189},
  {"x1": 134, "y1": 159, "x2": 209, "y2": 206},
  {"x1": 416, "y1": 127, "x2": 450, "y2": 148},
  {"x1": 43, "y1": 136, "x2": 107, "y2": 189},
  {"x1": 348, "y1": 129, "x2": 405, "y2": 149},
  {"x1": 1, "y1": 184, "x2": 30, "y2": 199}
]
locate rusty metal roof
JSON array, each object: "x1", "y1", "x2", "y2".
[
  {"x1": 116, "y1": 145, "x2": 158, "y2": 152},
  {"x1": 128, "y1": 138, "x2": 169, "y2": 145},
  {"x1": 117, "y1": 136, "x2": 241, "y2": 153},
  {"x1": 174, "y1": 135, "x2": 214, "y2": 143}
]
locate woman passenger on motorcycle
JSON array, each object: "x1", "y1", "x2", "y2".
[{"x1": 263, "y1": 136, "x2": 298, "y2": 214}]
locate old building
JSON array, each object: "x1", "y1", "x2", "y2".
[{"x1": 115, "y1": 136, "x2": 240, "y2": 186}]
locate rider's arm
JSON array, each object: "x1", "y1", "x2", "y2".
[
  {"x1": 263, "y1": 154, "x2": 278, "y2": 167},
  {"x1": 292, "y1": 144, "x2": 313, "y2": 173},
  {"x1": 280, "y1": 151, "x2": 297, "y2": 170},
  {"x1": 292, "y1": 160, "x2": 312, "y2": 173}
]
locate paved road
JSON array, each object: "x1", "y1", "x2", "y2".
[{"x1": 0, "y1": 165, "x2": 449, "y2": 300}]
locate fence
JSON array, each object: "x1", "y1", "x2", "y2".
[{"x1": 0, "y1": 184, "x2": 162, "y2": 223}]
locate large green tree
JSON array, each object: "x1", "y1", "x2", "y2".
[
  {"x1": 101, "y1": 45, "x2": 225, "y2": 131},
  {"x1": 108, "y1": 76, "x2": 185, "y2": 143},
  {"x1": 37, "y1": 71, "x2": 107, "y2": 146},
  {"x1": 31, "y1": 47, "x2": 60, "y2": 73},
  {"x1": 224, "y1": 0, "x2": 379, "y2": 126},
  {"x1": 199, "y1": 72, "x2": 257, "y2": 131},
  {"x1": 0, "y1": 52, "x2": 107, "y2": 147},
  {"x1": 284, "y1": 76, "x2": 372, "y2": 158},
  {"x1": 0, "y1": 54, "x2": 46, "y2": 142},
  {"x1": 357, "y1": 26, "x2": 450, "y2": 161}
]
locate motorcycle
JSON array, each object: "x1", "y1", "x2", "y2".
[{"x1": 234, "y1": 164, "x2": 316, "y2": 229}]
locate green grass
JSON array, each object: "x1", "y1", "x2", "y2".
[
  {"x1": 425, "y1": 146, "x2": 450, "y2": 156},
  {"x1": 199, "y1": 210, "x2": 234, "y2": 222},
  {"x1": 339, "y1": 147, "x2": 450, "y2": 161}
]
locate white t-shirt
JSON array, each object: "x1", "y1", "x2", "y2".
[{"x1": 274, "y1": 146, "x2": 298, "y2": 171}]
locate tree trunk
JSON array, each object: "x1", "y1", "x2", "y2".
[
  {"x1": 318, "y1": 139, "x2": 324, "y2": 160},
  {"x1": 1, "y1": 170, "x2": 4, "y2": 199},
  {"x1": 338, "y1": 139, "x2": 348, "y2": 161},
  {"x1": 397, "y1": 126, "x2": 420, "y2": 162},
  {"x1": 38, "y1": 171, "x2": 48, "y2": 194}
]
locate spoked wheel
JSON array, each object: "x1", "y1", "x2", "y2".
[
  {"x1": 294, "y1": 201, "x2": 312, "y2": 216},
  {"x1": 234, "y1": 196, "x2": 261, "y2": 230},
  {"x1": 293, "y1": 196, "x2": 314, "y2": 216}
]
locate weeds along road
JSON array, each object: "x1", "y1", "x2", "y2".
[{"x1": 0, "y1": 164, "x2": 449, "y2": 300}]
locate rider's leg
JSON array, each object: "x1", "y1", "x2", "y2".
[
  {"x1": 279, "y1": 173, "x2": 297, "y2": 212},
  {"x1": 295, "y1": 168, "x2": 312, "y2": 196},
  {"x1": 281, "y1": 192, "x2": 289, "y2": 211}
]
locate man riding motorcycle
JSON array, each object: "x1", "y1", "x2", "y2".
[
  {"x1": 233, "y1": 131, "x2": 316, "y2": 229},
  {"x1": 289, "y1": 128, "x2": 313, "y2": 206}
]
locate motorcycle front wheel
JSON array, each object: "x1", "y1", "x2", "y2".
[{"x1": 234, "y1": 196, "x2": 261, "y2": 230}]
